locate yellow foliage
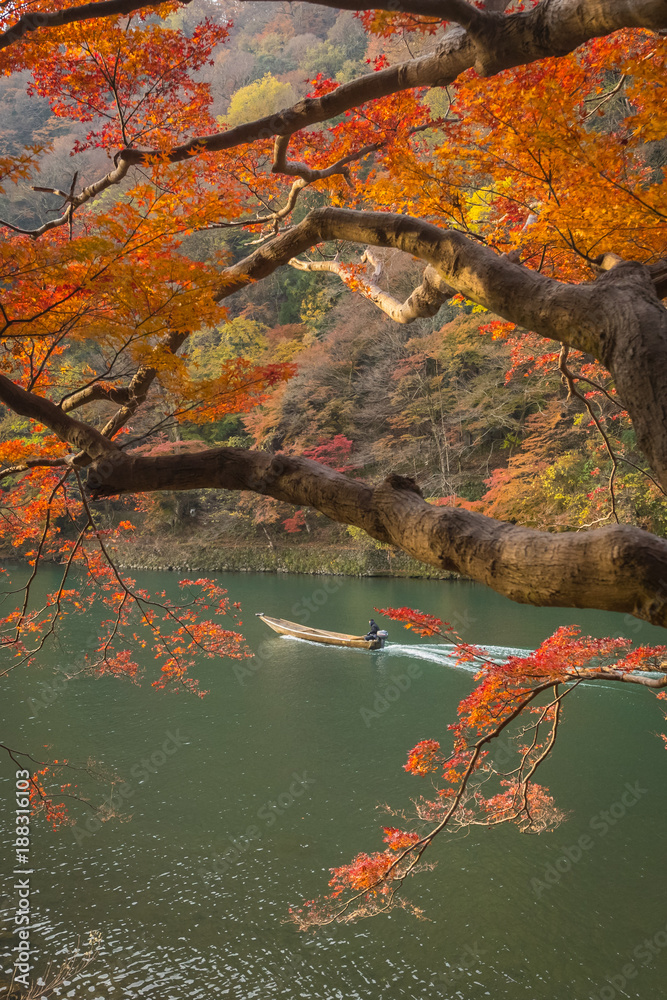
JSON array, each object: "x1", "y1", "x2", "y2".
[{"x1": 224, "y1": 74, "x2": 296, "y2": 128}]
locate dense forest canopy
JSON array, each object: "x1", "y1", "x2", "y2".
[{"x1": 1, "y1": 0, "x2": 667, "y2": 931}]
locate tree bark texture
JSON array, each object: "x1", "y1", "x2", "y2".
[{"x1": 87, "y1": 447, "x2": 667, "y2": 627}]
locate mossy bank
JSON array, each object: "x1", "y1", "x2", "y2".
[{"x1": 108, "y1": 538, "x2": 458, "y2": 580}]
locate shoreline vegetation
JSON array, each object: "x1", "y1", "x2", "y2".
[
  {"x1": 108, "y1": 539, "x2": 458, "y2": 579},
  {"x1": 0, "y1": 539, "x2": 457, "y2": 580}
]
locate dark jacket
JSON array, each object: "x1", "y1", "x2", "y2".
[{"x1": 364, "y1": 621, "x2": 380, "y2": 640}]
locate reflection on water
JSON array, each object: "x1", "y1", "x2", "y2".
[{"x1": 1, "y1": 570, "x2": 666, "y2": 999}]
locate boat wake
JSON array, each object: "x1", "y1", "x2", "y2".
[
  {"x1": 279, "y1": 634, "x2": 533, "y2": 670},
  {"x1": 279, "y1": 635, "x2": 636, "y2": 689},
  {"x1": 384, "y1": 642, "x2": 643, "y2": 690},
  {"x1": 383, "y1": 642, "x2": 533, "y2": 673}
]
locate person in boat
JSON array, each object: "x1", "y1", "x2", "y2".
[{"x1": 363, "y1": 619, "x2": 380, "y2": 641}]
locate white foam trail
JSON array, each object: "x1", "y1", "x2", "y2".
[
  {"x1": 383, "y1": 642, "x2": 646, "y2": 690},
  {"x1": 279, "y1": 634, "x2": 535, "y2": 669},
  {"x1": 383, "y1": 642, "x2": 534, "y2": 673},
  {"x1": 275, "y1": 636, "x2": 642, "y2": 689}
]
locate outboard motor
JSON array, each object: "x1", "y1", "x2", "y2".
[{"x1": 376, "y1": 629, "x2": 389, "y2": 649}]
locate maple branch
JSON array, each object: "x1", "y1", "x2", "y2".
[
  {"x1": 0, "y1": 0, "x2": 190, "y2": 51},
  {"x1": 290, "y1": 250, "x2": 455, "y2": 322},
  {"x1": 87, "y1": 448, "x2": 667, "y2": 628},
  {"x1": 558, "y1": 345, "x2": 667, "y2": 503},
  {"x1": 252, "y1": 0, "x2": 512, "y2": 13},
  {"x1": 271, "y1": 120, "x2": 442, "y2": 186},
  {"x1": 97, "y1": 329, "x2": 189, "y2": 440},
  {"x1": 247, "y1": 121, "x2": 442, "y2": 229},
  {"x1": 582, "y1": 73, "x2": 627, "y2": 121},
  {"x1": 0, "y1": 0, "x2": 502, "y2": 56},
  {"x1": 576, "y1": 667, "x2": 667, "y2": 689},
  {"x1": 0, "y1": 159, "x2": 131, "y2": 238},
  {"x1": 558, "y1": 345, "x2": 620, "y2": 526},
  {"x1": 0, "y1": 372, "x2": 119, "y2": 459},
  {"x1": 0, "y1": 457, "x2": 68, "y2": 481},
  {"x1": 212, "y1": 206, "x2": 667, "y2": 490},
  {"x1": 5, "y1": 471, "x2": 68, "y2": 656},
  {"x1": 58, "y1": 330, "x2": 190, "y2": 470},
  {"x1": 273, "y1": 134, "x2": 356, "y2": 186},
  {"x1": 113, "y1": 0, "x2": 667, "y2": 167},
  {"x1": 60, "y1": 382, "x2": 133, "y2": 413},
  {"x1": 262, "y1": 177, "x2": 308, "y2": 226},
  {"x1": 264, "y1": 0, "x2": 487, "y2": 25},
  {"x1": 6, "y1": 0, "x2": 666, "y2": 237},
  {"x1": 312, "y1": 678, "x2": 562, "y2": 926},
  {"x1": 259, "y1": 136, "x2": 382, "y2": 227},
  {"x1": 210, "y1": 206, "x2": 644, "y2": 353}
]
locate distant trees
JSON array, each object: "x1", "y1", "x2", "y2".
[{"x1": 225, "y1": 73, "x2": 296, "y2": 127}]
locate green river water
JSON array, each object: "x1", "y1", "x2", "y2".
[{"x1": 1, "y1": 568, "x2": 666, "y2": 999}]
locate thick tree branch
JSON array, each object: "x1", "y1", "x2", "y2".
[
  {"x1": 648, "y1": 259, "x2": 667, "y2": 300},
  {"x1": 0, "y1": 372, "x2": 119, "y2": 459},
  {"x1": 290, "y1": 251, "x2": 455, "y2": 322},
  {"x1": 211, "y1": 206, "x2": 610, "y2": 351},
  {"x1": 247, "y1": 0, "x2": 513, "y2": 17},
  {"x1": 213, "y1": 206, "x2": 667, "y2": 489},
  {"x1": 0, "y1": 0, "x2": 493, "y2": 55},
  {"x1": 559, "y1": 345, "x2": 620, "y2": 525},
  {"x1": 271, "y1": 0, "x2": 487, "y2": 27},
  {"x1": 0, "y1": 457, "x2": 68, "y2": 481},
  {"x1": 579, "y1": 668, "x2": 667, "y2": 688},
  {"x1": 61, "y1": 382, "x2": 133, "y2": 413},
  {"x1": 87, "y1": 447, "x2": 667, "y2": 627}
]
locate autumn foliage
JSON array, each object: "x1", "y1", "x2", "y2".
[{"x1": 0, "y1": 0, "x2": 665, "y2": 931}]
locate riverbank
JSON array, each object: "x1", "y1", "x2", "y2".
[{"x1": 107, "y1": 538, "x2": 458, "y2": 579}]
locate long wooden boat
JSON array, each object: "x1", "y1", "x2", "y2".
[{"x1": 255, "y1": 613, "x2": 387, "y2": 650}]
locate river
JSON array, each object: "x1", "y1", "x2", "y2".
[{"x1": 1, "y1": 569, "x2": 666, "y2": 999}]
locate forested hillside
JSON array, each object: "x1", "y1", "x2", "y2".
[{"x1": 1, "y1": 0, "x2": 664, "y2": 574}]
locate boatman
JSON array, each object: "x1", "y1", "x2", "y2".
[{"x1": 363, "y1": 619, "x2": 380, "y2": 641}]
